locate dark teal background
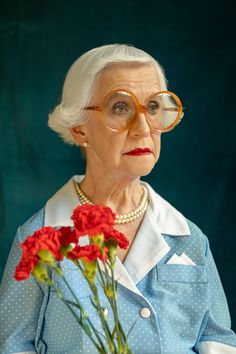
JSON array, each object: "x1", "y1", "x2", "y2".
[{"x1": 0, "y1": 0, "x2": 235, "y2": 330}]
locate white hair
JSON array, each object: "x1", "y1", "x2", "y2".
[{"x1": 48, "y1": 44, "x2": 168, "y2": 151}]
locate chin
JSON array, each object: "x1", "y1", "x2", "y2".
[
  {"x1": 139, "y1": 169, "x2": 154, "y2": 177},
  {"x1": 127, "y1": 164, "x2": 155, "y2": 178},
  {"x1": 119, "y1": 156, "x2": 157, "y2": 176}
]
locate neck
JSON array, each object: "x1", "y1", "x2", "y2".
[{"x1": 79, "y1": 167, "x2": 143, "y2": 215}]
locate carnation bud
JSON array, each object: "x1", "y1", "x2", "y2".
[
  {"x1": 38, "y1": 249, "x2": 56, "y2": 267},
  {"x1": 32, "y1": 262, "x2": 50, "y2": 283},
  {"x1": 60, "y1": 244, "x2": 73, "y2": 257},
  {"x1": 106, "y1": 239, "x2": 117, "y2": 265},
  {"x1": 82, "y1": 259, "x2": 98, "y2": 283},
  {"x1": 104, "y1": 285, "x2": 115, "y2": 299},
  {"x1": 92, "y1": 233, "x2": 104, "y2": 248}
]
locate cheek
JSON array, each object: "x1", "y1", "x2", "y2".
[
  {"x1": 153, "y1": 133, "x2": 161, "y2": 149},
  {"x1": 87, "y1": 119, "x2": 108, "y2": 148},
  {"x1": 90, "y1": 126, "x2": 126, "y2": 157}
]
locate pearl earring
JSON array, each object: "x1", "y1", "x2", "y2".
[{"x1": 83, "y1": 142, "x2": 90, "y2": 147}]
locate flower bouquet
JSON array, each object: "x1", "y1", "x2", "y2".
[{"x1": 14, "y1": 204, "x2": 135, "y2": 354}]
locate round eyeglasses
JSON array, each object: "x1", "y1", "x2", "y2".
[{"x1": 84, "y1": 89, "x2": 184, "y2": 133}]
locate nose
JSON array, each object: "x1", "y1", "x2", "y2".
[{"x1": 129, "y1": 111, "x2": 151, "y2": 138}]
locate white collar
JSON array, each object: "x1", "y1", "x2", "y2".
[
  {"x1": 45, "y1": 174, "x2": 190, "y2": 235},
  {"x1": 45, "y1": 175, "x2": 190, "y2": 296}
]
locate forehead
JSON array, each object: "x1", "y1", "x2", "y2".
[{"x1": 92, "y1": 62, "x2": 161, "y2": 100}]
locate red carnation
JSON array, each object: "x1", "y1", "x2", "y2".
[
  {"x1": 59, "y1": 226, "x2": 80, "y2": 245},
  {"x1": 68, "y1": 244, "x2": 108, "y2": 263},
  {"x1": 20, "y1": 226, "x2": 63, "y2": 261},
  {"x1": 100, "y1": 225, "x2": 129, "y2": 249},
  {"x1": 14, "y1": 254, "x2": 39, "y2": 281},
  {"x1": 71, "y1": 204, "x2": 116, "y2": 236},
  {"x1": 14, "y1": 227, "x2": 64, "y2": 281}
]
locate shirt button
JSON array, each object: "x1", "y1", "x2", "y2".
[{"x1": 140, "y1": 307, "x2": 151, "y2": 318}]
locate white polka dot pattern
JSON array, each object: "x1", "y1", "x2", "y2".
[{"x1": 1, "y1": 207, "x2": 236, "y2": 353}]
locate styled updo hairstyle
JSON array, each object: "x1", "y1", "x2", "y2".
[{"x1": 48, "y1": 44, "x2": 168, "y2": 159}]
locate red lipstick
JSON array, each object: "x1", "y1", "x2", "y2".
[{"x1": 124, "y1": 147, "x2": 151, "y2": 156}]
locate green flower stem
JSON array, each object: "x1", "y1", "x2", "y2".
[
  {"x1": 103, "y1": 261, "x2": 132, "y2": 354},
  {"x1": 89, "y1": 281, "x2": 117, "y2": 354},
  {"x1": 66, "y1": 299, "x2": 108, "y2": 352},
  {"x1": 68, "y1": 262, "x2": 117, "y2": 354},
  {"x1": 97, "y1": 263, "x2": 107, "y2": 287},
  {"x1": 55, "y1": 269, "x2": 107, "y2": 353},
  {"x1": 75, "y1": 261, "x2": 116, "y2": 353},
  {"x1": 109, "y1": 264, "x2": 125, "y2": 352},
  {"x1": 98, "y1": 261, "x2": 127, "y2": 353},
  {"x1": 60, "y1": 296, "x2": 106, "y2": 354}
]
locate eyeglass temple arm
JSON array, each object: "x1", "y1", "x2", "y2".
[
  {"x1": 84, "y1": 106, "x2": 102, "y2": 111},
  {"x1": 163, "y1": 107, "x2": 185, "y2": 112},
  {"x1": 164, "y1": 106, "x2": 185, "y2": 119}
]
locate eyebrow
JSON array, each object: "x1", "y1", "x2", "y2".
[{"x1": 108, "y1": 89, "x2": 162, "y2": 98}]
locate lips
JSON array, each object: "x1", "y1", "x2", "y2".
[{"x1": 125, "y1": 148, "x2": 151, "y2": 155}]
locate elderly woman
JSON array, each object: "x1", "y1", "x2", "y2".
[{"x1": 0, "y1": 44, "x2": 236, "y2": 354}]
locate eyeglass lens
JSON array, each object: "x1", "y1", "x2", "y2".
[{"x1": 102, "y1": 91, "x2": 180, "y2": 131}]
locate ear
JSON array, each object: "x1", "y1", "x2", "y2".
[{"x1": 69, "y1": 125, "x2": 88, "y2": 145}]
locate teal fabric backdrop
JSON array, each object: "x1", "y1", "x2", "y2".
[{"x1": 0, "y1": 0, "x2": 235, "y2": 330}]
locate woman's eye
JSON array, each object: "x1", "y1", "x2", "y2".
[
  {"x1": 147, "y1": 101, "x2": 160, "y2": 114},
  {"x1": 112, "y1": 102, "x2": 128, "y2": 114}
]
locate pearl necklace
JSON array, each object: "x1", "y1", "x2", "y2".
[{"x1": 73, "y1": 180, "x2": 149, "y2": 224}]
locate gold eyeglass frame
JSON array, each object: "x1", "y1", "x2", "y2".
[{"x1": 84, "y1": 89, "x2": 185, "y2": 133}]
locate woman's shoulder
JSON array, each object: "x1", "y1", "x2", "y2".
[
  {"x1": 19, "y1": 207, "x2": 45, "y2": 241},
  {"x1": 19, "y1": 175, "x2": 79, "y2": 241},
  {"x1": 184, "y1": 217, "x2": 209, "y2": 252},
  {"x1": 141, "y1": 180, "x2": 209, "y2": 254}
]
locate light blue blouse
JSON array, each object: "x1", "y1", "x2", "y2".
[{"x1": 1, "y1": 175, "x2": 236, "y2": 354}]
